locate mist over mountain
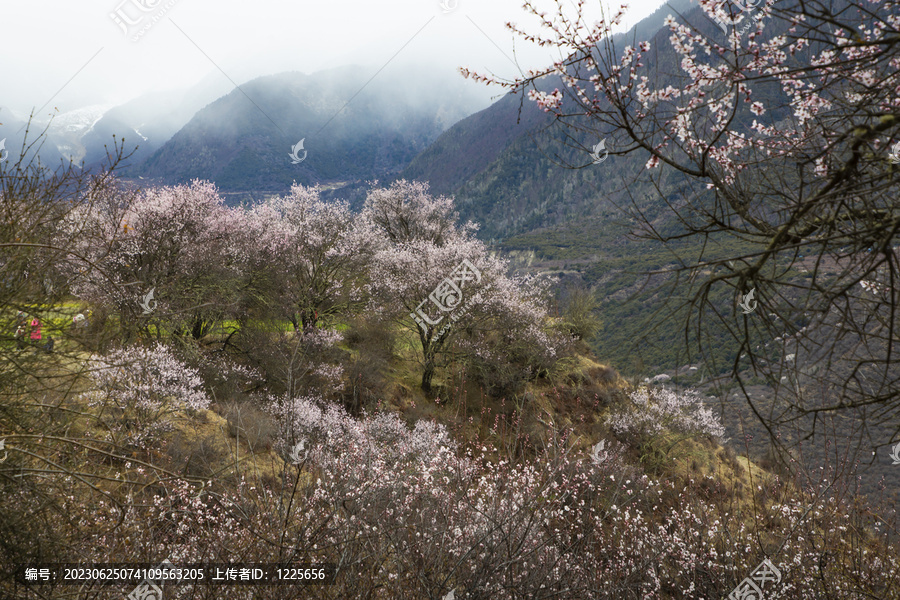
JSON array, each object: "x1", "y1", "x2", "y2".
[
  {"x1": 1, "y1": 73, "x2": 230, "y2": 170},
  {"x1": 81, "y1": 74, "x2": 236, "y2": 169},
  {"x1": 3, "y1": 62, "x2": 488, "y2": 193},
  {"x1": 130, "y1": 64, "x2": 489, "y2": 193},
  {"x1": 1, "y1": 0, "x2": 691, "y2": 195},
  {"x1": 0, "y1": 107, "x2": 67, "y2": 167}
]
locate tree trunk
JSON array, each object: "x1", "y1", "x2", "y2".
[
  {"x1": 419, "y1": 332, "x2": 446, "y2": 392},
  {"x1": 299, "y1": 309, "x2": 317, "y2": 329},
  {"x1": 191, "y1": 317, "x2": 204, "y2": 340},
  {"x1": 421, "y1": 360, "x2": 435, "y2": 392}
]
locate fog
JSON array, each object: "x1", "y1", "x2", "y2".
[{"x1": 0, "y1": 0, "x2": 668, "y2": 118}]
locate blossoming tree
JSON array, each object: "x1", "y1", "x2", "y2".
[
  {"x1": 364, "y1": 180, "x2": 567, "y2": 391},
  {"x1": 82, "y1": 343, "x2": 210, "y2": 446},
  {"x1": 246, "y1": 184, "x2": 380, "y2": 330},
  {"x1": 70, "y1": 180, "x2": 249, "y2": 339}
]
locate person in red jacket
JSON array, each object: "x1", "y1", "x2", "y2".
[{"x1": 29, "y1": 317, "x2": 41, "y2": 342}]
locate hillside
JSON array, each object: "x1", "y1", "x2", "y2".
[
  {"x1": 1, "y1": 128, "x2": 897, "y2": 599},
  {"x1": 2, "y1": 306, "x2": 897, "y2": 599},
  {"x1": 3, "y1": 0, "x2": 899, "y2": 596}
]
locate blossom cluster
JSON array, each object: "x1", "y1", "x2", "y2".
[
  {"x1": 64, "y1": 178, "x2": 565, "y2": 392},
  {"x1": 607, "y1": 386, "x2": 726, "y2": 439},
  {"x1": 81, "y1": 343, "x2": 210, "y2": 442},
  {"x1": 52, "y1": 412, "x2": 899, "y2": 598}
]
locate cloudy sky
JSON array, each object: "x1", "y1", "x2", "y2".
[{"x1": 1, "y1": 0, "x2": 670, "y2": 118}]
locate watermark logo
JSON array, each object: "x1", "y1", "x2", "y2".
[
  {"x1": 139, "y1": 287, "x2": 158, "y2": 315},
  {"x1": 411, "y1": 258, "x2": 482, "y2": 336},
  {"x1": 591, "y1": 139, "x2": 609, "y2": 164},
  {"x1": 289, "y1": 139, "x2": 307, "y2": 164},
  {"x1": 889, "y1": 441, "x2": 900, "y2": 465},
  {"x1": 889, "y1": 141, "x2": 900, "y2": 165},
  {"x1": 0, "y1": 138, "x2": 8, "y2": 162},
  {"x1": 439, "y1": 0, "x2": 458, "y2": 13},
  {"x1": 711, "y1": 0, "x2": 767, "y2": 37},
  {"x1": 288, "y1": 439, "x2": 308, "y2": 465},
  {"x1": 126, "y1": 557, "x2": 179, "y2": 600},
  {"x1": 590, "y1": 439, "x2": 612, "y2": 466},
  {"x1": 127, "y1": 576, "x2": 162, "y2": 600},
  {"x1": 738, "y1": 288, "x2": 757, "y2": 314},
  {"x1": 727, "y1": 558, "x2": 782, "y2": 600},
  {"x1": 110, "y1": 0, "x2": 180, "y2": 42}
]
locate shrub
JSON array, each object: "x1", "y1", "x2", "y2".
[
  {"x1": 237, "y1": 326, "x2": 345, "y2": 399},
  {"x1": 223, "y1": 400, "x2": 277, "y2": 452},
  {"x1": 167, "y1": 432, "x2": 228, "y2": 477},
  {"x1": 81, "y1": 343, "x2": 210, "y2": 446},
  {"x1": 607, "y1": 387, "x2": 725, "y2": 442},
  {"x1": 588, "y1": 365, "x2": 619, "y2": 386},
  {"x1": 560, "y1": 286, "x2": 602, "y2": 341},
  {"x1": 343, "y1": 317, "x2": 394, "y2": 414}
]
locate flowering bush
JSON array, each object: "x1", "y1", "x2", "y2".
[
  {"x1": 242, "y1": 326, "x2": 346, "y2": 400},
  {"x1": 50, "y1": 425, "x2": 899, "y2": 599},
  {"x1": 82, "y1": 343, "x2": 210, "y2": 445},
  {"x1": 266, "y1": 395, "x2": 459, "y2": 478},
  {"x1": 607, "y1": 387, "x2": 726, "y2": 440},
  {"x1": 7, "y1": 377, "x2": 898, "y2": 600}
]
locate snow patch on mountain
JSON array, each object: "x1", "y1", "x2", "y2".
[{"x1": 43, "y1": 105, "x2": 114, "y2": 136}]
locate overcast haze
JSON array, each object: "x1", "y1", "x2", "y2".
[{"x1": 1, "y1": 0, "x2": 668, "y2": 120}]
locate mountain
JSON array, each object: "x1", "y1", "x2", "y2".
[
  {"x1": 1, "y1": 73, "x2": 232, "y2": 170},
  {"x1": 134, "y1": 64, "x2": 489, "y2": 194},
  {"x1": 81, "y1": 74, "x2": 235, "y2": 170},
  {"x1": 43, "y1": 105, "x2": 112, "y2": 165},
  {"x1": 398, "y1": 0, "x2": 699, "y2": 242}
]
